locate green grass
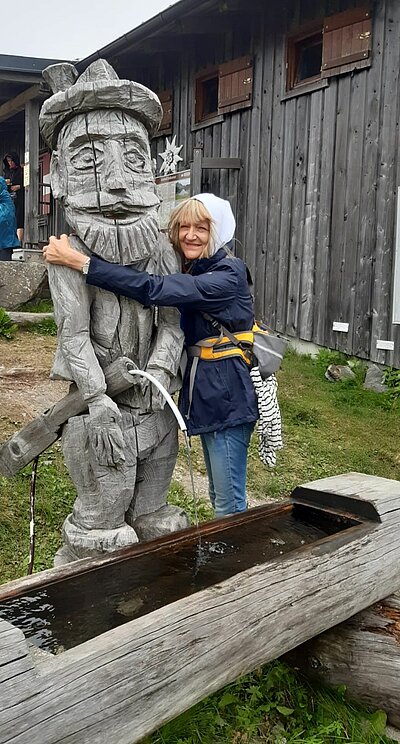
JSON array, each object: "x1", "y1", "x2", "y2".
[
  {"x1": 0, "y1": 340, "x2": 399, "y2": 743},
  {"x1": 245, "y1": 349, "x2": 399, "y2": 503},
  {"x1": 143, "y1": 662, "x2": 393, "y2": 744},
  {"x1": 15, "y1": 298, "x2": 58, "y2": 335},
  {"x1": 0, "y1": 307, "x2": 17, "y2": 340},
  {"x1": 16, "y1": 298, "x2": 54, "y2": 313}
]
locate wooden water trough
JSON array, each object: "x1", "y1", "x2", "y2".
[{"x1": 1, "y1": 471, "x2": 400, "y2": 744}]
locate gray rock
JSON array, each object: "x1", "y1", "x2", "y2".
[
  {"x1": 363, "y1": 363, "x2": 388, "y2": 393},
  {"x1": 386, "y1": 726, "x2": 400, "y2": 743},
  {"x1": 133, "y1": 504, "x2": 191, "y2": 542},
  {"x1": 325, "y1": 364, "x2": 356, "y2": 382},
  {"x1": 0, "y1": 262, "x2": 49, "y2": 310}
]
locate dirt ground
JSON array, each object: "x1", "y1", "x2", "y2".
[{"x1": 0, "y1": 335, "x2": 69, "y2": 441}]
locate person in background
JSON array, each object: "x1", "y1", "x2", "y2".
[
  {"x1": 3, "y1": 152, "x2": 24, "y2": 244},
  {"x1": 43, "y1": 193, "x2": 259, "y2": 518},
  {"x1": 0, "y1": 177, "x2": 20, "y2": 260}
]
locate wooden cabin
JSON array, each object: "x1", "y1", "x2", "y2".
[
  {"x1": 0, "y1": 54, "x2": 67, "y2": 248},
  {"x1": 1, "y1": 1, "x2": 399, "y2": 366},
  {"x1": 80, "y1": 0, "x2": 400, "y2": 367}
]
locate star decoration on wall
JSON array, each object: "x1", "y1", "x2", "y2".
[{"x1": 158, "y1": 136, "x2": 183, "y2": 175}]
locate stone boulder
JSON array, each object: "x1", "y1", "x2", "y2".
[
  {"x1": 0, "y1": 261, "x2": 49, "y2": 310},
  {"x1": 363, "y1": 363, "x2": 388, "y2": 393},
  {"x1": 325, "y1": 364, "x2": 356, "y2": 382}
]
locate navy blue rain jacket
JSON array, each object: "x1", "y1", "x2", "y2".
[{"x1": 87, "y1": 247, "x2": 258, "y2": 436}]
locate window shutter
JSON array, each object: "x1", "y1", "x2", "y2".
[
  {"x1": 157, "y1": 89, "x2": 173, "y2": 135},
  {"x1": 322, "y1": 7, "x2": 371, "y2": 76},
  {"x1": 218, "y1": 56, "x2": 253, "y2": 113}
]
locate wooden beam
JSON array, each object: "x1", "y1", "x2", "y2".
[
  {"x1": 0, "y1": 357, "x2": 138, "y2": 477},
  {"x1": 288, "y1": 592, "x2": 400, "y2": 728},
  {"x1": 0, "y1": 71, "x2": 43, "y2": 84},
  {"x1": 191, "y1": 147, "x2": 203, "y2": 194},
  {"x1": 201, "y1": 157, "x2": 242, "y2": 169},
  {"x1": 0, "y1": 85, "x2": 45, "y2": 124},
  {"x1": 24, "y1": 98, "x2": 40, "y2": 246}
]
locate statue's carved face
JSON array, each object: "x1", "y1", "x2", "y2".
[{"x1": 52, "y1": 109, "x2": 160, "y2": 262}]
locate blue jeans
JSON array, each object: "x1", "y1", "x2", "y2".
[{"x1": 200, "y1": 422, "x2": 255, "y2": 517}]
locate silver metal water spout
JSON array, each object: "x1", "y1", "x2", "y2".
[{"x1": 128, "y1": 369, "x2": 187, "y2": 433}]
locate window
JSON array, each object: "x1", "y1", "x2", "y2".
[
  {"x1": 155, "y1": 89, "x2": 173, "y2": 136},
  {"x1": 195, "y1": 69, "x2": 219, "y2": 122},
  {"x1": 39, "y1": 150, "x2": 51, "y2": 217},
  {"x1": 286, "y1": 6, "x2": 371, "y2": 92},
  {"x1": 287, "y1": 27, "x2": 323, "y2": 88},
  {"x1": 194, "y1": 56, "x2": 253, "y2": 125}
]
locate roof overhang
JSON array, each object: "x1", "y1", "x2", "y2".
[{"x1": 79, "y1": 0, "x2": 264, "y2": 66}]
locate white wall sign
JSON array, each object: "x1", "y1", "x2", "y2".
[
  {"x1": 376, "y1": 340, "x2": 395, "y2": 351},
  {"x1": 332, "y1": 321, "x2": 349, "y2": 332}
]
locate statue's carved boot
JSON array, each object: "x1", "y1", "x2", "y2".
[
  {"x1": 132, "y1": 504, "x2": 190, "y2": 542},
  {"x1": 54, "y1": 515, "x2": 139, "y2": 566}
]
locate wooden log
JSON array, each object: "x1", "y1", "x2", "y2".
[
  {"x1": 0, "y1": 356, "x2": 137, "y2": 477},
  {"x1": 0, "y1": 473, "x2": 400, "y2": 744},
  {"x1": 287, "y1": 592, "x2": 400, "y2": 728},
  {"x1": 6, "y1": 311, "x2": 54, "y2": 326}
]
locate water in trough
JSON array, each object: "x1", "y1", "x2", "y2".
[{"x1": 0, "y1": 502, "x2": 360, "y2": 654}]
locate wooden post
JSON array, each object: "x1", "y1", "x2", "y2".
[
  {"x1": 24, "y1": 99, "x2": 40, "y2": 248},
  {"x1": 191, "y1": 147, "x2": 203, "y2": 195},
  {"x1": 287, "y1": 593, "x2": 400, "y2": 728},
  {"x1": 190, "y1": 150, "x2": 242, "y2": 196}
]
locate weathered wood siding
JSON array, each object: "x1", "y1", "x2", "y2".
[{"x1": 123, "y1": 0, "x2": 400, "y2": 366}]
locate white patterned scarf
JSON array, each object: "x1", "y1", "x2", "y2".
[{"x1": 250, "y1": 367, "x2": 283, "y2": 467}]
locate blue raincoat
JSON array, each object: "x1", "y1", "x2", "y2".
[{"x1": 0, "y1": 177, "x2": 19, "y2": 250}]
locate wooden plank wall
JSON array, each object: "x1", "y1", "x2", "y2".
[{"x1": 125, "y1": 0, "x2": 400, "y2": 366}]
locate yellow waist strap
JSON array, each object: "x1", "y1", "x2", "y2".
[{"x1": 187, "y1": 328, "x2": 261, "y2": 365}]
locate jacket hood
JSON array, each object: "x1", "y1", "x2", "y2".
[
  {"x1": 3, "y1": 152, "x2": 20, "y2": 168},
  {"x1": 191, "y1": 193, "x2": 236, "y2": 255}
]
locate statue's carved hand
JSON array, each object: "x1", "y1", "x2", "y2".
[
  {"x1": 87, "y1": 394, "x2": 126, "y2": 467},
  {"x1": 146, "y1": 366, "x2": 172, "y2": 411}
]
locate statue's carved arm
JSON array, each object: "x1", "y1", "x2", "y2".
[
  {"x1": 145, "y1": 238, "x2": 184, "y2": 407},
  {"x1": 48, "y1": 264, "x2": 125, "y2": 466}
]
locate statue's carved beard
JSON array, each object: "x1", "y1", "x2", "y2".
[{"x1": 63, "y1": 205, "x2": 160, "y2": 264}]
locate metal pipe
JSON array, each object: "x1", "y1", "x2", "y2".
[{"x1": 128, "y1": 369, "x2": 187, "y2": 432}]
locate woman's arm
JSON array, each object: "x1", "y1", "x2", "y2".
[
  {"x1": 44, "y1": 234, "x2": 238, "y2": 312},
  {"x1": 87, "y1": 255, "x2": 238, "y2": 311}
]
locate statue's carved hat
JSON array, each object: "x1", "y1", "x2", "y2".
[{"x1": 39, "y1": 59, "x2": 163, "y2": 149}]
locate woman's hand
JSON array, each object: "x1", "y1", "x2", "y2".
[{"x1": 43, "y1": 234, "x2": 88, "y2": 271}]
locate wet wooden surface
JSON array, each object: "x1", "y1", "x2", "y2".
[{"x1": 0, "y1": 473, "x2": 400, "y2": 744}]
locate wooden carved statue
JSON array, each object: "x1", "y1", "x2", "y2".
[{"x1": 39, "y1": 60, "x2": 188, "y2": 565}]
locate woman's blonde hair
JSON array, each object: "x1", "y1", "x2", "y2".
[{"x1": 168, "y1": 198, "x2": 215, "y2": 259}]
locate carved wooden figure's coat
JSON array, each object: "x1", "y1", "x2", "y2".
[{"x1": 36, "y1": 60, "x2": 186, "y2": 563}]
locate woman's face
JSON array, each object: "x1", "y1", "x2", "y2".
[
  {"x1": 6, "y1": 157, "x2": 16, "y2": 168},
  {"x1": 178, "y1": 219, "x2": 210, "y2": 260}
]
